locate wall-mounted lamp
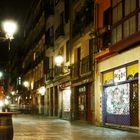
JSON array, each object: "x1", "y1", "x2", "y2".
[
  {"x1": 23, "y1": 81, "x2": 29, "y2": 89},
  {"x1": 55, "y1": 55, "x2": 71, "y2": 73},
  {"x1": 38, "y1": 86, "x2": 46, "y2": 96},
  {"x1": 55, "y1": 55, "x2": 64, "y2": 66}
]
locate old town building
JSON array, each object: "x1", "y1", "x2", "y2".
[
  {"x1": 95, "y1": 0, "x2": 140, "y2": 129},
  {"x1": 19, "y1": 0, "x2": 140, "y2": 130}
]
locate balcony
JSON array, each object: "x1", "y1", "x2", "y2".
[
  {"x1": 55, "y1": 24, "x2": 64, "y2": 43},
  {"x1": 34, "y1": 76, "x2": 46, "y2": 90},
  {"x1": 72, "y1": 0, "x2": 94, "y2": 39},
  {"x1": 46, "y1": 69, "x2": 53, "y2": 80},
  {"x1": 71, "y1": 62, "x2": 80, "y2": 79},
  {"x1": 80, "y1": 55, "x2": 92, "y2": 75},
  {"x1": 45, "y1": 29, "x2": 54, "y2": 49},
  {"x1": 45, "y1": 2, "x2": 54, "y2": 19},
  {"x1": 54, "y1": 66, "x2": 63, "y2": 77},
  {"x1": 55, "y1": 0, "x2": 60, "y2": 6}
]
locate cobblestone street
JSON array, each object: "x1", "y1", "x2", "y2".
[{"x1": 12, "y1": 114, "x2": 140, "y2": 140}]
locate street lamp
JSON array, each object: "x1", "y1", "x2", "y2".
[
  {"x1": 2, "y1": 20, "x2": 17, "y2": 50},
  {"x1": 0, "y1": 71, "x2": 3, "y2": 79},
  {"x1": 38, "y1": 86, "x2": 46, "y2": 96},
  {"x1": 55, "y1": 55, "x2": 70, "y2": 73},
  {"x1": 23, "y1": 81, "x2": 30, "y2": 89},
  {"x1": 55, "y1": 55, "x2": 64, "y2": 66}
]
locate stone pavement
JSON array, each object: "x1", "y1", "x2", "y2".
[{"x1": 12, "y1": 114, "x2": 140, "y2": 140}]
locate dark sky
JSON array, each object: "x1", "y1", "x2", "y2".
[{"x1": 0, "y1": 0, "x2": 33, "y2": 69}]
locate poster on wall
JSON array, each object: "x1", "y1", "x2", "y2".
[
  {"x1": 105, "y1": 83, "x2": 130, "y2": 115},
  {"x1": 114, "y1": 67, "x2": 126, "y2": 83}
]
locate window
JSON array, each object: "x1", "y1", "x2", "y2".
[
  {"x1": 66, "y1": 40, "x2": 70, "y2": 62},
  {"x1": 64, "y1": 0, "x2": 70, "y2": 23},
  {"x1": 112, "y1": 25, "x2": 122, "y2": 44},
  {"x1": 138, "y1": 13, "x2": 140, "y2": 31},
  {"x1": 116, "y1": 25, "x2": 122, "y2": 42},
  {"x1": 130, "y1": 16, "x2": 136, "y2": 34},
  {"x1": 112, "y1": 28, "x2": 117, "y2": 44},
  {"x1": 123, "y1": 20, "x2": 129, "y2": 38},
  {"x1": 124, "y1": 0, "x2": 136, "y2": 16},
  {"x1": 123, "y1": 16, "x2": 136, "y2": 38},
  {"x1": 112, "y1": 0, "x2": 122, "y2": 24}
]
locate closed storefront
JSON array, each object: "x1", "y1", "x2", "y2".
[{"x1": 102, "y1": 62, "x2": 139, "y2": 126}]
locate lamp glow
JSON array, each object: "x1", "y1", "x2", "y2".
[
  {"x1": 55, "y1": 55, "x2": 64, "y2": 66},
  {"x1": 2, "y1": 20, "x2": 17, "y2": 40},
  {"x1": 38, "y1": 86, "x2": 46, "y2": 96},
  {"x1": 0, "y1": 72, "x2": 3, "y2": 78},
  {"x1": 23, "y1": 81, "x2": 29, "y2": 88}
]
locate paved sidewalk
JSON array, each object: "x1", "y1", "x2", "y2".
[{"x1": 12, "y1": 114, "x2": 140, "y2": 140}]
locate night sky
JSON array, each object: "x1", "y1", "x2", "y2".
[{"x1": 0, "y1": 0, "x2": 33, "y2": 69}]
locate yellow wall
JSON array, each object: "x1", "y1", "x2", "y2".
[{"x1": 95, "y1": 46, "x2": 140, "y2": 127}]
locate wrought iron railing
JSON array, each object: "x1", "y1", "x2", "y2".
[
  {"x1": 80, "y1": 55, "x2": 92, "y2": 75},
  {"x1": 46, "y1": 69, "x2": 53, "y2": 80},
  {"x1": 54, "y1": 66, "x2": 63, "y2": 77}
]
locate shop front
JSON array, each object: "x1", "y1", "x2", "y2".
[
  {"x1": 74, "y1": 82, "x2": 93, "y2": 121},
  {"x1": 59, "y1": 81, "x2": 71, "y2": 120},
  {"x1": 102, "y1": 62, "x2": 138, "y2": 126},
  {"x1": 95, "y1": 46, "x2": 140, "y2": 128}
]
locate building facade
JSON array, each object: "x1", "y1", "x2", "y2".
[
  {"x1": 45, "y1": 0, "x2": 71, "y2": 120},
  {"x1": 94, "y1": 0, "x2": 140, "y2": 129},
  {"x1": 70, "y1": 0, "x2": 94, "y2": 122},
  {"x1": 21, "y1": 0, "x2": 46, "y2": 114}
]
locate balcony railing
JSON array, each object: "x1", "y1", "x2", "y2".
[
  {"x1": 45, "y1": 3, "x2": 54, "y2": 18},
  {"x1": 55, "y1": 24, "x2": 64, "y2": 41},
  {"x1": 54, "y1": 66, "x2": 63, "y2": 77},
  {"x1": 71, "y1": 62, "x2": 80, "y2": 79},
  {"x1": 80, "y1": 55, "x2": 92, "y2": 75},
  {"x1": 45, "y1": 29, "x2": 54, "y2": 48},
  {"x1": 46, "y1": 69, "x2": 53, "y2": 80},
  {"x1": 72, "y1": 0, "x2": 94, "y2": 38},
  {"x1": 71, "y1": 55, "x2": 92, "y2": 78},
  {"x1": 34, "y1": 76, "x2": 45, "y2": 89}
]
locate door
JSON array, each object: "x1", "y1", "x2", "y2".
[
  {"x1": 78, "y1": 93, "x2": 87, "y2": 120},
  {"x1": 130, "y1": 81, "x2": 139, "y2": 126}
]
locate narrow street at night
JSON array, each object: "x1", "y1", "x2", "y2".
[{"x1": 13, "y1": 114, "x2": 140, "y2": 140}]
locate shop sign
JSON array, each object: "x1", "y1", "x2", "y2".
[
  {"x1": 114, "y1": 67, "x2": 126, "y2": 83},
  {"x1": 78, "y1": 86, "x2": 86, "y2": 93}
]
